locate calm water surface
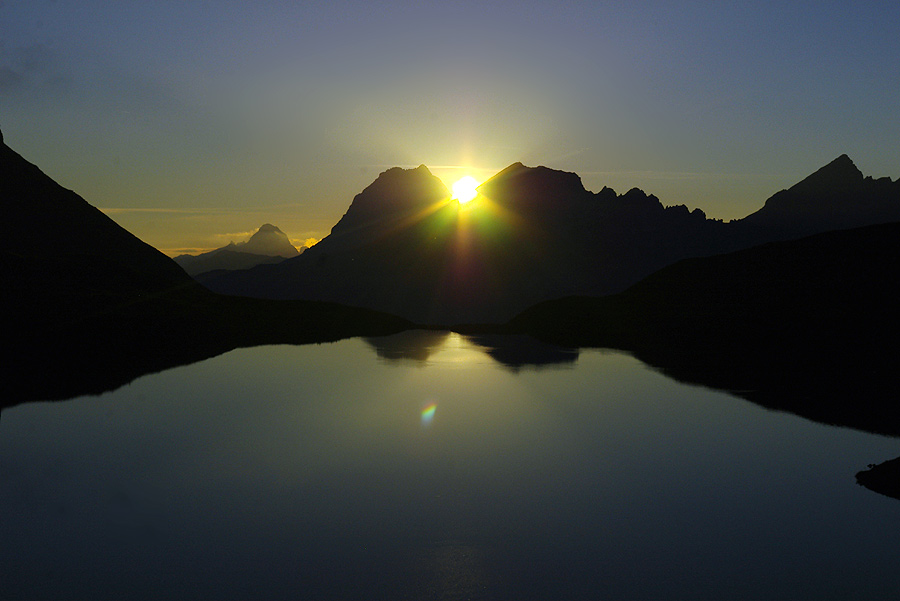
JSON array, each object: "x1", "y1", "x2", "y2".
[{"x1": 3, "y1": 332, "x2": 899, "y2": 600}]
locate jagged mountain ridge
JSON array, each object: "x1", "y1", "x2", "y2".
[
  {"x1": 199, "y1": 163, "x2": 730, "y2": 323},
  {"x1": 200, "y1": 155, "x2": 900, "y2": 324},
  {"x1": 174, "y1": 223, "x2": 301, "y2": 276}
]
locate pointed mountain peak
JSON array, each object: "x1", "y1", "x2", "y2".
[
  {"x1": 488, "y1": 162, "x2": 527, "y2": 180},
  {"x1": 237, "y1": 223, "x2": 298, "y2": 257},
  {"x1": 789, "y1": 154, "x2": 863, "y2": 195},
  {"x1": 831, "y1": 153, "x2": 854, "y2": 165},
  {"x1": 740, "y1": 153, "x2": 900, "y2": 232}
]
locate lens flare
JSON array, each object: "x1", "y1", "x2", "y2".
[{"x1": 421, "y1": 402, "x2": 437, "y2": 427}]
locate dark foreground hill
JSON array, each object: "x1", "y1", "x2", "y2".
[
  {"x1": 0, "y1": 129, "x2": 410, "y2": 407},
  {"x1": 501, "y1": 222, "x2": 900, "y2": 435},
  {"x1": 200, "y1": 156, "x2": 900, "y2": 324}
]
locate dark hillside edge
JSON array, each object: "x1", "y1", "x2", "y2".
[
  {"x1": 1, "y1": 130, "x2": 410, "y2": 408},
  {"x1": 505, "y1": 222, "x2": 900, "y2": 435}
]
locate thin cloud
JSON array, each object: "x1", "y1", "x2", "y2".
[{"x1": 214, "y1": 230, "x2": 256, "y2": 242}]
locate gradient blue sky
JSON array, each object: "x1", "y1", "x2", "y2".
[{"x1": 2, "y1": 1, "x2": 898, "y2": 254}]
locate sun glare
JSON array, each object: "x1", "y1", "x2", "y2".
[{"x1": 452, "y1": 176, "x2": 479, "y2": 204}]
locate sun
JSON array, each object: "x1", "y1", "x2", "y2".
[{"x1": 451, "y1": 176, "x2": 479, "y2": 204}]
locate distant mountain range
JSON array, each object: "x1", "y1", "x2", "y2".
[
  {"x1": 173, "y1": 223, "x2": 303, "y2": 276},
  {"x1": 198, "y1": 155, "x2": 900, "y2": 324}
]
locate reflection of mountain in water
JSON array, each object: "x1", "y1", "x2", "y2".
[
  {"x1": 6, "y1": 122, "x2": 900, "y2": 466},
  {"x1": 464, "y1": 334, "x2": 579, "y2": 371},
  {"x1": 364, "y1": 330, "x2": 451, "y2": 363},
  {"x1": 364, "y1": 330, "x2": 579, "y2": 371}
]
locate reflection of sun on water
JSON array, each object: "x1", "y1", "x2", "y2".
[
  {"x1": 433, "y1": 332, "x2": 487, "y2": 365},
  {"x1": 451, "y1": 176, "x2": 479, "y2": 204}
]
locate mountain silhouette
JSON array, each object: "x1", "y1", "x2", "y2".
[
  {"x1": 199, "y1": 156, "x2": 898, "y2": 324},
  {"x1": 237, "y1": 223, "x2": 301, "y2": 257},
  {"x1": 1, "y1": 129, "x2": 197, "y2": 308},
  {"x1": 173, "y1": 223, "x2": 301, "y2": 276},
  {"x1": 0, "y1": 129, "x2": 410, "y2": 407},
  {"x1": 735, "y1": 154, "x2": 900, "y2": 238},
  {"x1": 200, "y1": 163, "x2": 732, "y2": 323}
]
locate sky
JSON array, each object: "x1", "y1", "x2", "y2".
[{"x1": 2, "y1": 1, "x2": 899, "y2": 255}]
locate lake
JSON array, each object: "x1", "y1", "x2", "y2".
[{"x1": 3, "y1": 331, "x2": 899, "y2": 600}]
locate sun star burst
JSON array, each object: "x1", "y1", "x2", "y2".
[{"x1": 452, "y1": 176, "x2": 479, "y2": 204}]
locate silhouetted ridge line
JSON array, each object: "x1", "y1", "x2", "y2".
[
  {"x1": 200, "y1": 163, "x2": 729, "y2": 322},
  {"x1": 173, "y1": 223, "x2": 300, "y2": 276},
  {"x1": 478, "y1": 162, "x2": 589, "y2": 207},
  {"x1": 326, "y1": 164, "x2": 449, "y2": 245},
  {"x1": 199, "y1": 156, "x2": 899, "y2": 324},
  {"x1": 737, "y1": 154, "x2": 899, "y2": 236},
  {"x1": 0, "y1": 130, "x2": 411, "y2": 407}
]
